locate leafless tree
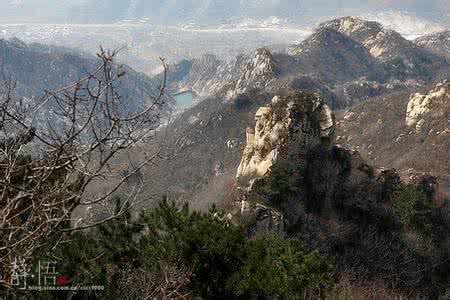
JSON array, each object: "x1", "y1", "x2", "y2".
[{"x1": 0, "y1": 48, "x2": 169, "y2": 290}]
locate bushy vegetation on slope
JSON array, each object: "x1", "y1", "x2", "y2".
[
  {"x1": 34, "y1": 199, "x2": 333, "y2": 299},
  {"x1": 246, "y1": 148, "x2": 450, "y2": 298}
]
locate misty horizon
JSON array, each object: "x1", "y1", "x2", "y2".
[{"x1": 1, "y1": 0, "x2": 449, "y2": 26}]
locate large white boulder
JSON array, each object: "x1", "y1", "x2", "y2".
[
  {"x1": 236, "y1": 92, "x2": 334, "y2": 184},
  {"x1": 406, "y1": 81, "x2": 449, "y2": 130}
]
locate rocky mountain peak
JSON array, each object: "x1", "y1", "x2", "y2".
[
  {"x1": 236, "y1": 91, "x2": 334, "y2": 184},
  {"x1": 291, "y1": 27, "x2": 386, "y2": 84},
  {"x1": 244, "y1": 48, "x2": 274, "y2": 78},
  {"x1": 319, "y1": 16, "x2": 412, "y2": 60},
  {"x1": 229, "y1": 48, "x2": 276, "y2": 98},
  {"x1": 173, "y1": 48, "x2": 277, "y2": 100},
  {"x1": 318, "y1": 16, "x2": 450, "y2": 82},
  {"x1": 294, "y1": 27, "x2": 371, "y2": 53},
  {"x1": 319, "y1": 16, "x2": 382, "y2": 39}
]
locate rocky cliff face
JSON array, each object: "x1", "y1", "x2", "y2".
[
  {"x1": 406, "y1": 80, "x2": 449, "y2": 130},
  {"x1": 236, "y1": 93, "x2": 334, "y2": 184},
  {"x1": 233, "y1": 90, "x2": 407, "y2": 236},
  {"x1": 229, "y1": 48, "x2": 276, "y2": 99},
  {"x1": 234, "y1": 91, "x2": 336, "y2": 234},
  {"x1": 174, "y1": 49, "x2": 276, "y2": 100},
  {"x1": 177, "y1": 54, "x2": 237, "y2": 97}
]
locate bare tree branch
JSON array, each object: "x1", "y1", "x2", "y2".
[{"x1": 0, "y1": 49, "x2": 169, "y2": 291}]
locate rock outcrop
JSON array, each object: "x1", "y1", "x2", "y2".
[
  {"x1": 234, "y1": 90, "x2": 411, "y2": 237},
  {"x1": 175, "y1": 49, "x2": 276, "y2": 100},
  {"x1": 337, "y1": 78, "x2": 450, "y2": 197},
  {"x1": 240, "y1": 201, "x2": 285, "y2": 237},
  {"x1": 406, "y1": 80, "x2": 449, "y2": 130},
  {"x1": 178, "y1": 54, "x2": 224, "y2": 97},
  {"x1": 234, "y1": 91, "x2": 336, "y2": 236},
  {"x1": 229, "y1": 48, "x2": 275, "y2": 98},
  {"x1": 236, "y1": 92, "x2": 334, "y2": 184}
]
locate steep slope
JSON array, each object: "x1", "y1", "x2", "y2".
[
  {"x1": 319, "y1": 16, "x2": 410, "y2": 60},
  {"x1": 291, "y1": 27, "x2": 386, "y2": 84},
  {"x1": 175, "y1": 54, "x2": 227, "y2": 97},
  {"x1": 319, "y1": 16, "x2": 449, "y2": 81},
  {"x1": 415, "y1": 31, "x2": 450, "y2": 61},
  {"x1": 167, "y1": 34, "x2": 390, "y2": 108},
  {"x1": 233, "y1": 93, "x2": 450, "y2": 297},
  {"x1": 337, "y1": 80, "x2": 450, "y2": 196},
  {"x1": 171, "y1": 28, "x2": 387, "y2": 97},
  {"x1": 143, "y1": 88, "x2": 275, "y2": 210},
  {"x1": 171, "y1": 49, "x2": 278, "y2": 100}
]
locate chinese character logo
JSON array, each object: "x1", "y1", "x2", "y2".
[
  {"x1": 38, "y1": 260, "x2": 58, "y2": 286},
  {"x1": 10, "y1": 257, "x2": 31, "y2": 290}
]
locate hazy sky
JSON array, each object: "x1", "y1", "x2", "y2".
[{"x1": 1, "y1": 0, "x2": 449, "y2": 24}]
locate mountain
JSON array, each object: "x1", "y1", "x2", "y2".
[
  {"x1": 167, "y1": 49, "x2": 284, "y2": 102},
  {"x1": 319, "y1": 16, "x2": 412, "y2": 60},
  {"x1": 415, "y1": 31, "x2": 450, "y2": 61},
  {"x1": 0, "y1": 38, "x2": 168, "y2": 110},
  {"x1": 336, "y1": 80, "x2": 450, "y2": 196},
  {"x1": 319, "y1": 16, "x2": 450, "y2": 81},
  {"x1": 166, "y1": 17, "x2": 448, "y2": 109},
  {"x1": 149, "y1": 16, "x2": 450, "y2": 207},
  {"x1": 232, "y1": 91, "x2": 449, "y2": 297},
  {"x1": 142, "y1": 86, "x2": 449, "y2": 296},
  {"x1": 291, "y1": 27, "x2": 386, "y2": 84},
  {"x1": 166, "y1": 27, "x2": 387, "y2": 108},
  {"x1": 135, "y1": 16, "x2": 450, "y2": 295}
]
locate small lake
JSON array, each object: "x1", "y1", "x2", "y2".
[{"x1": 173, "y1": 90, "x2": 194, "y2": 108}]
